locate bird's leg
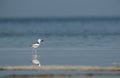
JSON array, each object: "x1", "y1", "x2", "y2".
[
  {"x1": 32, "y1": 48, "x2": 37, "y2": 59},
  {"x1": 34, "y1": 49, "x2": 38, "y2": 59},
  {"x1": 35, "y1": 49, "x2": 37, "y2": 55}
]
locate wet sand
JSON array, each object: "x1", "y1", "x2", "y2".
[{"x1": 2, "y1": 73, "x2": 120, "y2": 78}]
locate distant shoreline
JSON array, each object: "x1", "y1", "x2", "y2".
[{"x1": 0, "y1": 17, "x2": 120, "y2": 22}]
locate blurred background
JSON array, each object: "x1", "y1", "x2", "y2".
[{"x1": 0, "y1": 0, "x2": 120, "y2": 78}]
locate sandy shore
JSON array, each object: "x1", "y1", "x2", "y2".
[
  {"x1": 0, "y1": 65, "x2": 120, "y2": 71},
  {"x1": 3, "y1": 73, "x2": 120, "y2": 78}
]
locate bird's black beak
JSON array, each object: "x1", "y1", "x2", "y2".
[{"x1": 41, "y1": 40, "x2": 44, "y2": 42}]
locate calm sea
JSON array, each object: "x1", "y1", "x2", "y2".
[{"x1": 0, "y1": 17, "x2": 120, "y2": 78}]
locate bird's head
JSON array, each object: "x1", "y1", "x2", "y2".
[{"x1": 38, "y1": 39, "x2": 44, "y2": 43}]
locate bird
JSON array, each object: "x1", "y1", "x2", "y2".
[
  {"x1": 32, "y1": 39, "x2": 43, "y2": 49},
  {"x1": 32, "y1": 39, "x2": 43, "y2": 54}
]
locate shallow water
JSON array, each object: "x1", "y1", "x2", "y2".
[{"x1": 0, "y1": 17, "x2": 120, "y2": 78}]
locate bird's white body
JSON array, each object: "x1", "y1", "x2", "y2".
[
  {"x1": 32, "y1": 44, "x2": 40, "y2": 48},
  {"x1": 32, "y1": 39, "x2": 43, "y2": 48}
]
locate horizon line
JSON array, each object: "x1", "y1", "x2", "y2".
[{"x1": 0, "y1": 16, "x2": 120, "y2": 22}]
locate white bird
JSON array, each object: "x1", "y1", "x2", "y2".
[
  {"x1": 32, "y1": 39, "x2": 43, "y2": 49},
  {"x1": 32, "y1": 39, "x2": 43, "y2": 55}
]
